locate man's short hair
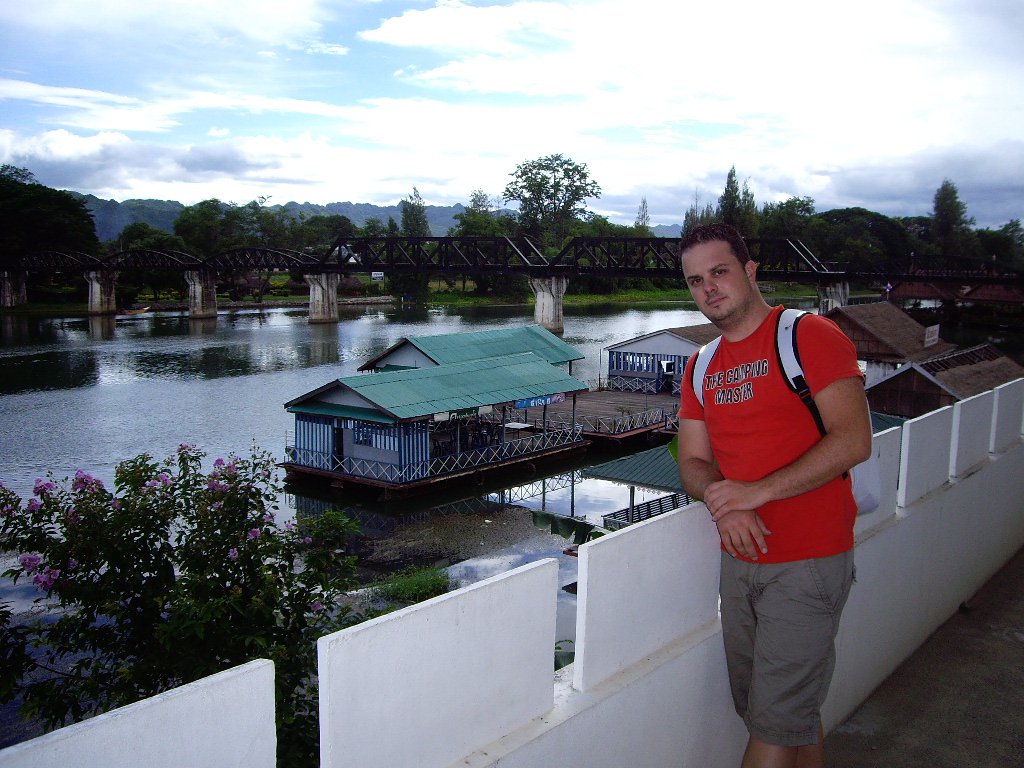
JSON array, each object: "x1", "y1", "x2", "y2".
[{"x1": 678, "y1": 223, "x2": 751, "y2": 266}]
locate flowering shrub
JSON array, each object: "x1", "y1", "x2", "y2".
[{"x1": 0, "y1": 445, "x2": 361, "y2": 767}]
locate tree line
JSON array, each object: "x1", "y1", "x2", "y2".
[{"x1": 3, "y1": 158, "x2": 1022, "y2": 305}]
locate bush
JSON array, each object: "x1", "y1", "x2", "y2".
[{"x1": 0, "y1": 445, "x2": 362, "y2": 767}]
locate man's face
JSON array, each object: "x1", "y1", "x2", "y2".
[{"x1": 681, "y1": 239, "x2": 758, "y2": 327}]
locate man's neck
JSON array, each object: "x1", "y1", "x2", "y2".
[{"x1": 717, "y1": 299, "x2": 773, "y2": 342}]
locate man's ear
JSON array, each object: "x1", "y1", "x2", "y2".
[{"x1": 745, "y1": 260, "x2": 758, "y2": 284}]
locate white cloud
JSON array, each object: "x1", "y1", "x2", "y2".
[
  {"x1": 0, "y1": 0, "x2": 329, "y2": 48},
  {"x1": 1, "y1": 0, "x2": 1021, "y2": 228}
]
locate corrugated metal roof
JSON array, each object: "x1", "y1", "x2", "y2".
[
  {"x1": 340, "y1": 352, "x2": 589, "y2": 420},
  {"x1": 606, "y1": 323, "x2": 720, "y2": 351},
  {"x1": 583, "y1": 446, "x2": 684, "y2": 493},
  {"x1": 359, "y1": 324, "x2": 584, "y2": 371}
]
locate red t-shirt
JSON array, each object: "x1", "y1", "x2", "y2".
[{"x1": 678, "y1": 305, "x2": 863, "y2": 563}]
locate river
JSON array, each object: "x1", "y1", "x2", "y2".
[{"x1": 4, "y1": 298, "x2": 1019, "y2": 544}]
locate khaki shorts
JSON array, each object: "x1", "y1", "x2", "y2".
[{"x1": 719, "y1": 550, "x2": 854, "y2": 747}]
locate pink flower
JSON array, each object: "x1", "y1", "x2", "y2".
[
  {"x1": 214, "y1": 458, "x2": 225, "y2": 468},
  {"x1": 19, "y1": 553, "x2": 41, "y2": 572},
  {"x1": 208, "y1": 479, "x2": 230, "y2": 493},
  {"x1": 111, "y1": 499, "x2": 122, "y2": 509},
  {"x1": 67, "y1": 558, "x2": 79, "y2": 570},
  {"x1": 247, "y1": 528, "x2": 261, "y2": 540},
  {"x1": 33, "y1": 567, "x2": 60, "y2": 591},
  {"x1": 228, "y1": 548, "x2": 239, "y2": 562},
  {"x1": 310, "y1": 600, "x2": 325, "y2": 613},
  {"x1": 72, "y1": 470, "x2": 103, "y2": 492},
  {"x1": 26, "y1": 498, "x2": 42, "y2": 512},
  {"x1": 33, "y1": 478, "x2": 55, "y2": 497},
  {"x1": 302, "y1": 536, "x2": 313, "y2": 545},
  {"x1": 262, "y1": 512, "x2": 275, "y2": 523}
]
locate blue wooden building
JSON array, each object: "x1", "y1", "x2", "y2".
[{"x1": 283, "y1": 352, "x2": 590, "y2": 493}]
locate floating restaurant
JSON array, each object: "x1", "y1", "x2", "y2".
[{"x1": 282, "y1": 351, "x2": 590, "y2": 496}]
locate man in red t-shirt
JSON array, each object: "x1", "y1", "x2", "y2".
[{"x1": 677, "y1": 224, "x2": 871, "y2": 768}]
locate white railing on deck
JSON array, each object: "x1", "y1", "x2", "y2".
[{"x1": 285, "y1": 427, "x2": 584, "y2": 483}]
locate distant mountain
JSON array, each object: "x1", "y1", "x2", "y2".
[
  {"x1": 74, "y1": 193, "x2": 683, "y2": 242},
  {"x1": 73, "y1": 194, "x2": 186, "y2": 243},
  {"x1": 278, "y1": 200, "x2": 469, "y2": 237},
  {"x1": 75, "y1": 195, "x2": 471, "y2": 242}
]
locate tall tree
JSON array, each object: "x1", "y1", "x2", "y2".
[
  {"x1": 503, "y1": 154, "x2": 601, "y2": 248},
  {"x1": 681, "y1": 191, "x2": 718, "y2": 235},
  {"x1": 392, "y1": 189, "x2": 431, "y2": 300},
  {"x1": 717, "y1": 166, "x2": 742, "y2": 228},
  {"x1": 716, "y1": 166, "x2": 758, "y2": 234},
  {"x1": 931, "y1": 179, "x2": 976, "y2": 261},
  {"x1": 173, "y1": 199, "x2": 229, "y2": 258},
  {"x1": 634, "y1": 197, "x2": 652, "y2": 235},
  {"x1": 0, "y1": 170, "x2": 99, "y2": 260},
  {"x1": 400, "y1": 187, "x2": 431, "y2": 238},
  {"x1": 760, "y1": 196, "x2": 816, "y2": 240}
]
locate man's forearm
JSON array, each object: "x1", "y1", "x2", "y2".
[{"x1": 678, "y1": 457, "x2": 724, "y2": 501}]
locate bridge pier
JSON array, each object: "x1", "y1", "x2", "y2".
[
  {"x1": 305, "y1": 273, "x2": 340, "y2": 324},
  {"x1": 531, "y1": 276, "x2": 568, "y2": 334},
  {"x1": 1, "y1": 270, "x2": 27, "y2": 307},
  {"x1": 85, "y1": 270, "x2": 119, "y2": 315},
  {"x1": 817, "y1": 281, "x2": 850, "y2": 314},
  {"x1": 185, "y1": 270, "x2": 219, "y2": 319}
]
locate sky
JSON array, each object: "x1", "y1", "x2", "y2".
[{"x1": 1, "y1": 0, "x2": 1022, "y2": 229}]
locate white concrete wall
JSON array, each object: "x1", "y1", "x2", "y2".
[
  {"x1": 6, "y1": 378, "x2": 1023, "y2": 768},
  {"x1": 318, "y1": 559, "x2": 558, "y2": 768},
  {"x1": 0, "y1": 660, "x2": 275, "y2": 768}
]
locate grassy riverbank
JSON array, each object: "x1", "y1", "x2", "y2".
[{"x1": 2, "y1": 279, "x2": 835, "y2": 316}]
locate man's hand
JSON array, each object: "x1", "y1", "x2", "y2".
[
  {"x1": 714, "y1": 508, "x2": 771, "y2": 560},
  {"x1": 703, "y1": 478, "x2": 769, "y2": 522}
]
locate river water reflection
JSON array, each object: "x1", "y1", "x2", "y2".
[{"x1": 0, "y1": 302, "x2": 712, "y2": 553}]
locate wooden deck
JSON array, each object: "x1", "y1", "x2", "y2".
[{"x1": 513, "y1": 389, "x2": 680, "y2": 442}]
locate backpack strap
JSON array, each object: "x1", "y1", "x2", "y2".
[
  {"x1": 689, "y1": 335, "x2": 722, "y2": 407},
  {"x1": 775, "y1": 308, "x2": 826, "y2": 436}
]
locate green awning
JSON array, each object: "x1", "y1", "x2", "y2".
[
  {"x1": 583, "y1": 445, "x2": 684, "y2": 493},
  {"x1": 287, "y1": 402, "x2": 396, "y2": 424}
]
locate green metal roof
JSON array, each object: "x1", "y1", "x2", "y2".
[
  {"x1": 583, "y1": 446, "x2": 684, "y2": 493},
  {"x1": 286, "y1": 402, "x2": 396, "y2": 424},
  {"x1": 871, "y1": 411, "x2": 906, "y2": 433},
  {"x1": 360, "y1": 324, "x2": 584, "y2": 371},
  {"x1": 339, "y1": 352, "x2": 588, "y2": 420}
]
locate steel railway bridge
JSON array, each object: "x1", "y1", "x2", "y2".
[{"x1": 2, "y1": 236, "x2": 1019, "y2": 330}]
